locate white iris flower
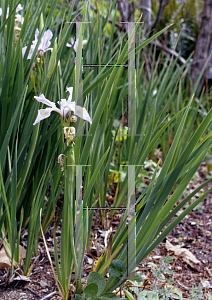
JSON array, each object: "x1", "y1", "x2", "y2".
[
  {"x1": 66, "y1": 37, "x2": 88, "y2": 52},
  {"x1": 33, "y1": 87, "x2": 92, "y2": 125},
  {"x1": 0, "y1": 4, "x2": 23, "y2": 17},
  {"x1": 22, "y1": 28, "x2": 53, "y2": 59},
  {"x1": 0, "y1": 4, "x2": 24, "y2": 25}
]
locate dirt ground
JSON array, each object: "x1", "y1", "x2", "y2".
[{"x1": 0, "y1": 163, "x2": 212, "y2": 300}]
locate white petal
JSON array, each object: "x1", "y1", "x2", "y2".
[
  {"x1": 66, "y1": 88, "x2": 75, "y2": 109},
  {"x1": 66, "y1": 86, "x2": 73, "y2": 93},
  {"x1": 82, "y1": 39, "x2": 88, "y2": 46},
  {"x1": 35, "y1": 28, "x2": 39, "y2": 40},
  {"x1": 27, "y1": 46, "x2": 36, "y2": 59},
  {"x1": 66, "y1": 87, "x2": 73, "y2": 101},
  {"x1": 73, "y1": 39, "x2": 79, "y2": 52},
  {"x1": 6, "y1": 7, "x2": 9, "y2": 18},
  {"x1": 16, "y1": 4, "x2": 23, "y2": 12},
  {"x1": 66, "y1": 42, "x2": 72, "y2": 48},
  {"x1": 45, "y1": 47, "x2": 53, "y2": 52},
  {"x1": 75, "y1": 105, "x2": 92, "y2": 124},
  {"x1": 52, "y1": 107, "x2": 63, "y2": 117},
  {"x1": 15, "y1": 14, "x2": 24, "y2": 24},
  {"x1": 34, "y1": 94, "x2": 56, "y2": 108},
  {"x1": 22, "y1": 46, "x2": 27, "y2": 58},
  {"x1": 39, "y1": 29, "x2": 53, "y2": 52},
  {"x1": 59, "y1": 98, "x2": 75, "y2": 118},
  {"x1": 59, "y1": 99, "x2": 69, "y2": 118},
  {"x1": 23, "y1": 44, "x2": 36, "y2": 60},
  {"x1": 65, "y1": 87, "x2": 75, "y2": 113},
  {"x1": 68, "y1": 102, "x2": 75, "y2": 113},
  {"x1": 33, "y1": 108, "x2": 53, "y2": 125}
]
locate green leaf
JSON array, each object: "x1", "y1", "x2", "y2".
[
  {"x1": 123, "y1": 289, "x2": 135, "y2": 300},
  {"x1": 108, "y1": 260, "x2": 125, "y2": 277},
  {"x1": 74, "y1": 295, "x2": 84, "y2": 300},
  {"x1": 87, "y1": 272, "x2": 106, "y2": 296},
  {"x1": 138, "y1": 290, "x2": 159, "y2": 300},
  {"x1": 83, "y1": 283, "x2": 98, "y2": 299},
  {"x1": 99, "y1": 293, "x2": 119, "y2": 300}
]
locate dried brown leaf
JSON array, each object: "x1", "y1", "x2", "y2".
[{"x1": 166, "y1": 240, "x2": 201, "y2": 268}]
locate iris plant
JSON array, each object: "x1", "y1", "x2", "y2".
[
  {"x1": 33, "y1": 87, "x2": 92, "y2": 126},
  {"x1": 22, "y1": 28, "x2": 53, "y2": 59},
  {"x1": 33, "y1": 86, "x2": 92, "y2": 298}
]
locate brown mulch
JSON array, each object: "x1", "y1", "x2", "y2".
[{"x1": 0, "y1": 163, "x2": 212, "y2": 299}]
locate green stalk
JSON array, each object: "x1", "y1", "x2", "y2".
[
  {"x1": 67, "y1": 142, "x2": 83, "y2": 295},
  {"x1": 62, "y1": 141, "x2": 75, "y2": 299}
]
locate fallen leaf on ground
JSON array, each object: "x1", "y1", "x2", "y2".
[
  {"x1": 13, "y1": 275, "x2": 31, "y2": 282},
  {"x1": 0, "y1": 245, "x2": 26, "y2": 270},
  {"x1": 201, "y1": 280, "x2": 212, "y2": 288},
  {"x1": 0, "y1": 247, "x2": 11, "y2": 269},
  {"x1": 166, "y1": 240, "x2": 201, "y2": 269}
]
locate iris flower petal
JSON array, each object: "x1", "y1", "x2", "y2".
[
  {"x1": 39, "y1": 29, "x2": 53, "y2": 53},
  {"x1": 75, "y1": 105, "x2": 92, "y2": 124},
  {"x1": 22, "y1": 46, "x2": 27, "y2": 57},
  {"x1": 34, "y1": 94, "x2": 56, "y2": 108},
  {"x1": 66, "y1": 87, "x2": 73, "y2": 103},
  {"x1": 22, "y1": 28, "x2": 53, "y2": 59},
  {"x1": 66, "y1": 38, "x2": 87, "y2": 51},
  {"x1": 59, "y1": 99, "x2": 72, "y2": 118},
  {"x1": 33, "y1": 108, "x2": 53, "y2": 125},
  {"x1": 15, "y1": 14, "x2": 24, "y2": 24},
  {"x1": 16, "y1": 4, "x2": 23, "y2": 12},
  {"x1": 66, "y1": 87, "x2": 75, "y2": 113},
  {"x1": 34, "y1": 28, "x2": 39, "y2": 41},
  {"x1": 66, "y1": 86, "x2": 73, "y2": 97}
]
